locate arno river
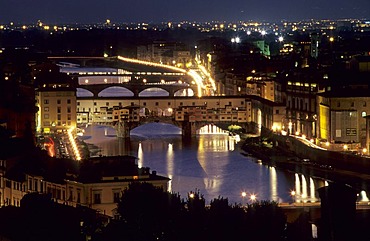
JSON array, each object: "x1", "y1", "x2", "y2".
[{"x1": 81, "y1": 123, "x2": 348, "y2": 205}]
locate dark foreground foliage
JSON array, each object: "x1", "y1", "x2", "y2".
[{"x1": 98, "y1": 182, "x2": 287, "y2": 241}]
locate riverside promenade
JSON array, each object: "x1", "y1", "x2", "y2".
[{"x1": 241, "y1": 132, "x2": 370, "y2": 196}]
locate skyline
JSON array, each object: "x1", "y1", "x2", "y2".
[{"x1": 1, "y1": 0, "x2": 369, "y2": 24}]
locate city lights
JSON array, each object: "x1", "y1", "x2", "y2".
[{"x1": 67, "y1": 127, "x2": 81, "y2": 161}]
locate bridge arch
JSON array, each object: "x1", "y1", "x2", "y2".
[
  {"x1": 198, "y1": 124, "x2": 229, "y2": 134},
  {"x1": 131, "y1": 122, "x2": 181, "y2": 135},
  {"x1": 98, "y1": 86, "x2": 134, "y2": 97},
  {"x1": 139, "y1": 87, "x2": 169, "y2": 97},
  {"x1": 77, "y1": 88, "x2": 94, "y2": 97},
  {"x1": 174, "y1": 88, "x2": 195, "y2": 96}
]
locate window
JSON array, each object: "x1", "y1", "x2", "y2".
[
  {"x1": 57, "y1": 114, "x2": 61, "y2": 121},
  {"x1": 362, "y1": 112, "x2": 367, "y2": 117},
  {"x1": 113, "y1": 192, "x2": 120, "y2": 203},
  {"x1": 94, "y1": 102, "x2": 97, "y2": 106},
  {"x1": 44, "y1": 99, "x2": 49, "y2": 104},
  {"x1": 168, "y1": 102, "x2": 171, "y2": 106},
  {"x1": 351, "y1": 102, "x2": 354, "y2": 107},
  {"x1": 69, "y1": 189, "x2": 73, "y2": 201},
  {"x1": 44, "y1": 114, "x2": 49, "y2": 119},
  {"x1": 67, "y1": 114, "x2": 71, "y2": 120},
  {"x1": 143, "y1": 102, "x2": 146, "y2": 106},
  {"x1": 67, "y1": 107, "x2": 71, "y2": 113},
  {"x1": 156, "y1": 102, "x2": 159, "y2": 106},
  {"x1": 337, "y1": 102, "x2": 340, "y2": 107},
  {"x1": 34, "y1": 180, "x2": 38, "y2": 192},
  {"x1": 106, "y1": 102, "x2": 109, "y2": 106},
  {"x1": 57, "y1": 107, "x2": 61, "y2": 113},
  {"x1": 276, "y1": 110, "x2": 279, "y2": 114},
  {"x1": 67, "y1": 99, "x2": 71, "y2": 104},
  {"x1": 77, "y1": 191, "x2": 81, "y2": 203},
  {"x1": 77, "y1": 102, "x2": 80, "y2": 106},
  {"x1": 28, "y1": 179, "x2": 33, "y2": 190},
  {"x1": 57, "y1": 99, "x2": 61, "y2": 105},
  {"x1": 93, "y1": 193, "x2": 101, "y2": 204},
  {"x1": 44, "y1": 107, "x2": 49, "y2": 112}
]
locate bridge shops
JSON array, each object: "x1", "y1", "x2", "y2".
[{"x1": 76, "y1": 95, "x2": 277, "y2": 138}]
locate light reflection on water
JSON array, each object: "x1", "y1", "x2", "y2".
[{"x1": 81, "y1": 123, "x2": 369, "y2": 204}]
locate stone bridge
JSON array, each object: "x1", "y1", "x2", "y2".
[
  {"x1": 103, "y1": 116, "x2": 249, "y2": 139},
  {"x1": 78, "y1": 82, "x2": 197, "y2": 98}
]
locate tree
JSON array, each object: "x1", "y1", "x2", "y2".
[
  {"x1": 105, "y1": 183, "x2": 288, "y2": 241},
  {"x1": 116, "y1": 182, "x2": 186, "y2": 241},
  {"x1": 245, "y1": 200, "x2": 287, "y2": 241}
]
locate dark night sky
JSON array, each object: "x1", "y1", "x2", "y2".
[{"x1": 1, "y1": 0, "x2": 369, "y2": 24}]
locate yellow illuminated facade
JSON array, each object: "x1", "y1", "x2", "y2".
[
  {"x1": 317, "y1": 93, "x2": 370, "y2": 148},
  {"x1": 36, "y1": 87, "x2": 77, "y2": 134}
]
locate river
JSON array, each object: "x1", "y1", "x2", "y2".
[{"x1": 80, "y1": 123, "x2": 330, "y2": 205}]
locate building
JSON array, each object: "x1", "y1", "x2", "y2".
[
  {"x1": 0, "y1": 156, "x2": 170, "y2": 218},
  {"x1": 246, "y1": 72, "x2": 283, "y2": 103},
  {"x1": 317, "y1": 89, "x2": 370, "y2": 150},
  {"x1": 137, "y1": 41, "x2": 192, "y2": 67},
  {"x1": 33, "y1": 63, "x2": 77, "y2": 134},
  {"x1": 0, "y1": 58, "x2": 37, "y2": 140},
  {"x1": 284, "y1": 69, "x2": 325, "y2": 138}
]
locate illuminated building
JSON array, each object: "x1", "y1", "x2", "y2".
[
  {"x1": 317, "y1": 89, "x2": 370, "y2": 148},
  {"x1": 0, "y1": 156, "x2": 169, "y2": 218},
  {"x1": 33, "y1": 63, "x2": 77, "y2": 134},
  {"x1": 137, "y1": 41, "x2": 192, "y2": 67},
  {"x1": 285, "y1": 69, "x2": 324, "y2": 138}
]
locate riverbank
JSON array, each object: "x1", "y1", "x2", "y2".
[{"x1": 240, "y1": 134, "x2": 370, "y2": 193}]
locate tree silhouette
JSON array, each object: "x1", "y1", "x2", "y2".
[
  {"x1": 117, "y1": 182, "x2": 185, "y2": 241},
  {"x1": 245, "y1": 200, "x2": 287, "y2": 241},
  {"x1": 104, "y1": 183, "x2": 287, "y2": 241}
]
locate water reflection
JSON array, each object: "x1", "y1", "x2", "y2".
[
  {"x1": 166, "y1": 143, "x2": 174, "y2": 193},
  {"x1": 137, "y1": 142, "x2": 143, "y2": 168},
  {"x1": 269, "y1": 166, "x2": 278, "y2": 202},
  {"x1": 81, "y1": 123, "x2": 370, "y2": 204}
]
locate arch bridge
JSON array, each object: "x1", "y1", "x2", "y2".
[
  {"x1": 107, "y1": 116, "x2": 248, "y2": 139},
  {"x1": 78, "y1": 82, "x2": 196, "y2": 98}
]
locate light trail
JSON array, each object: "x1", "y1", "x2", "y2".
[
  {"x1": 187, "y1": 69, "x2": 205, "y2": 97},
  {"x1": 67, "y1": 127, "x2": 81, "y2": 161},
  {"x1": 198, "y1": 64, "x2": 217, "y2": 92},
  {"x1": 117, "y1": 55, "x2": 205, "y2": 97},
  {"x1": 117, "y1": 56, "x2": 187, "y2": 73}
]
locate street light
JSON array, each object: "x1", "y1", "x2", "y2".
[
  {"x1": 241, "y1": 191, "x2": 247, "y2": 206},
  {"x1": 250, "y1": 194, "x2": 257, "y2": 202},
  {"x1": 189, "y1": 192, "x2": 195, "y2": 199},
  {"x1": 290, "y1": 190, "x2": 296, "y2": 204}
]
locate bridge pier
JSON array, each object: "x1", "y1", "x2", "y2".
[
  {"x1": 115, "y1": 121, "x2": 131, "y2": 138},
  {"x1": 181, "y1": 121, "x2": 197, "y2": 139}
]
